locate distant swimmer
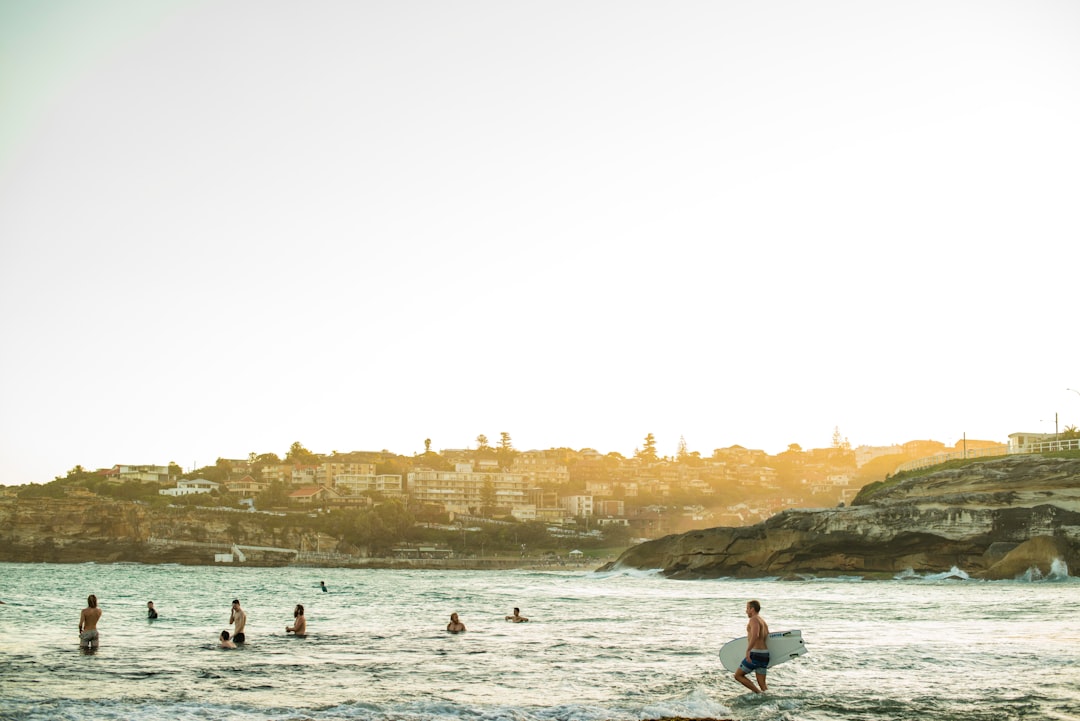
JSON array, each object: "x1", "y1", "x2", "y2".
[
  {"x1": 286, "y1": 604, "x2": 307, "y2": 636},
  {"x1": 229, "y1": 599, "x2": 247, "y2": 644},
  {"x1": 320, "y1": 581, "x2": 328, "y2": 593},
  {"x1": 505, "y1": 607, "x2": 529, "y2": 623},
  {"x1": 446, "y1": 612, "x2": 466, "y2": 633},
  {"x1": 147, "y1": 601, "x2": 158, "y2": 620},
  {"x1": 734, "y1": 599, "x2": 770, "y2": 694},
  {"x1": 79, "y1": 594, "x2": 102, "y2": 649},
  {"x1": 219, "y1": 630, "x2": 236, "y2": 648}
]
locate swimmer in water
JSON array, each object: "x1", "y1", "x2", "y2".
[
  {"x1": 286, "y1": 604, "x2": 306, "y2": 636},
  {"x1": 147, "y1": 601, "x2": 158, "y2": 619},
  {"x1": 446, "y1": 612, "x2": 466, "y2": 633},
  {"x1": 220, "y1": 630, "x2": 236, "y2": 648},
  {"x1": 505, "y1": 607, "x2": 528, "y2": 622}
]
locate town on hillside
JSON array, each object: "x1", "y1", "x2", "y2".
[{"x1": 11, "y1": 430, "x2": 1061, "y2": 553}]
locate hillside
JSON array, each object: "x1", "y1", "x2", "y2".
[{"x1": 602, "y1": 453, "x2": 1080, "y2": 579}]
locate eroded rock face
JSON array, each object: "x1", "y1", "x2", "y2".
[
  {"x1": 605, "y1": 455, "x2": 1080, "y2": 579},
  {"x1": 0, "y1": 497, "x2": 331, "y2": 565}
]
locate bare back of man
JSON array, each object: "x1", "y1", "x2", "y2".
[{"x1": 79, "y1": 595, "x2": 102, "y2": 649}]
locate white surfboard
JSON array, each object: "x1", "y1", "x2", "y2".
[{"x1": 718, "y1": 629, "x2": 807, "y2": 672}]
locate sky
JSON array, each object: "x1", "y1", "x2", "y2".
[{"x1": 2, "y1": 0, "x2": 1079, "y2": 485}]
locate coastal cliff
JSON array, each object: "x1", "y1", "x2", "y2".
[
  {"x1": 602, "y1": 454, "x2": 1080, "y2": 579},
  {"x1": 0, "y1": 498, "x2": 338, "y2": 565}
]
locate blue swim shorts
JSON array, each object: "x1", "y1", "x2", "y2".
[{"x1": 739, "y1": 650, "x2": 770, "y2": 675}]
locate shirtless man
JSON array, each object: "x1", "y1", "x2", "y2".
[
  {"x1": 286, "y1": 604, "x2": 306, "y2": 636},
  {"x1": 229, "y1": 599, "x2": 247, "y2": 644},
  {"x1": 446, "y1": 612, "x2": 466, "y2": 633},
  {"x1": 505, "y1": 607, "x2": 529, "y2": 623},
  {"x1": 79, "y1": 594, "x2": 102, "y2": 649},
  {"x1": 219, "y1": 630, "x2": 236, "y2": 648},
  {"x1": 734, "y1": 599, "x2": 770, "y2": 693}
]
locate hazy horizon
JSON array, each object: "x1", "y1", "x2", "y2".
[{"x1": 2, "y1": 1, "x2": 1078, "y2": 486}]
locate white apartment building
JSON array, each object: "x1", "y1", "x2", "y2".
[
  {"x1": 109, "y1": 464, "x2": 172, "y2": 483},
  {"x1": 160, "y1": 479, "x2": 220, "y2": 496},
  {"x1": 334, "y1": 474, "x2": 404, "y2": 495},
  {"x1": 560, "y1": 494, "x2": 594, "y2": 517},
  {"x1": 407, "y1": 463, "x2": 529, "y2": 514}
]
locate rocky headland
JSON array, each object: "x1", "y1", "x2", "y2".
[{"x1": 601, "y1": 454, "x2": 1080, "y2": 579}]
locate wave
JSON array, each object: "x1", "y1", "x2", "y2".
[
  {"x1": 0, "y1": 696, "x2": 733, "y2": 721},
  {"x1": 588, "y1": 566, "x2": 665, "y2": 580}
]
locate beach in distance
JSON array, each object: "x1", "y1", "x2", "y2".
[{"x1": 1, "y1": 562, "x2": 1078, "y2": 721}]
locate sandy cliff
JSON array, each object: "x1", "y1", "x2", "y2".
[
  {"x1": 0, "y1": 498, "x2": 334, "y2": 565},
  {"x1": 603, "y1": 455, "x2": 1080, "y2": 579}
]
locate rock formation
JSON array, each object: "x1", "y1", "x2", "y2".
[{"x1": 602, "y1": 454, "x2": 1080, "y2": 579}]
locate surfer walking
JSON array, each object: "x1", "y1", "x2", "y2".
[{"x1": 734, "y1": 599, "x2": 770, "y2": 693}]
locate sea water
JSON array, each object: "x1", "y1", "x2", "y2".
[{"x1": 0, "y1": 561, "x2": 1077, "y2": 721}]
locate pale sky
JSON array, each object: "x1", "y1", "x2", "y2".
[{"x1": 2, "y1": 0, "x2": 1079, "y2": 485}]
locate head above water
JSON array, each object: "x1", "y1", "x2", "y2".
[
  {"x1": 87, "y1": 594, "x2": 97, "y2": 608},
  {"x1": 295, "y1": 604, "x2": 304, "y2": 617},
  {"x1": 147, "y1": 601, "x2": 154, "y2": 607},
  {"x1": 220, "y1": 630, "x2": 231, "y2": 641}
]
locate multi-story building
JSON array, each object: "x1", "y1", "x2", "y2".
[
  {"x1": 225, "y1": 475, "x2": 268, "y2": 495},
  {"x1": 105, "y1": 465, "x2": 173, "y2": 483},
  {"x1": 334, "y1": 474, "x2": 404, "y2": 495},
  {"x1": 560, "y1": 494, "x2": 594, "y2": 517},
  {"x1": 407, "y1": 463, "x2": 529, "y2": 514},
  {"x1": 318, "y1": 461, "x2": 377, "y2": 487},
  {"x1": 160, "y1": 479, "x2": 219, "y2": 496},
  {"x1": 512, "y1": 450, "x2": 571, "y2": 486}
]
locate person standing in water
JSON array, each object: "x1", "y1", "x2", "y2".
[
  {"x1": 79, "y1": 594, "x2": 102, "y2": 649},
  {"x1": 320, "y1": 581, "x2": 328, "y2": 593},
  {"x1": 734, "y1": 599, "x2": 770, "y2": 693},
  {"x1": 505, "y1": 607, "x2": 529, "y2": 622},
  {"x1": 286, "y1": 604, "x2": 306, "y2": 636},
  {"x1": 147, "y1": 601, "x2": 158, "y2": 619},
  {"x1": 219, "y1": 630, "x2": 236, "y2": 648},
  {"x1": 229, "y1": 599, "x2": 247, "y2": 644},
  {"x1": 446, "y1": 613, "x2": 466, "y2": 633}
]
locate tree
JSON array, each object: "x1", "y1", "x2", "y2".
[
  {"x1": 286, "y1": 442, "x2": 318, "y2": 464},
  {"x1": 480, "y1": 479, "x2": 497, "y2": 516},
  {"x1": 636, "y1": 433, "x2": 658, "y2": 463},
  {"x1": 476, "y1": 435, "x2": 490, "y2": 451},
  {"x1": 497, "y1": 432, "x2": 518, "y2": 468}
]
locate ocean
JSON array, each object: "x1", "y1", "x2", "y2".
[{"x1": 0, "y1": 561, "x2": 1076, "y2": 721}]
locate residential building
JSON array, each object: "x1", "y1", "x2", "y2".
[
  {"x1": 225, "y1": 475, "x2": 269, "y2": 495},
  {"x1": 318, "y1": 461, "x2": 377, "y2": 487},
  {"x1": 160, "y1": 479, "x2": 220, "y2": 496},
  {"x1": 106, "y1": 465, "x2": 172, "y2": 483},
  {"x1": 511, "y1": 450, "x2": 571, "y2": 485},
  {"x1": 560, "y1": 494, "x2": 594, "y2": 517},
  {"x1": 288, "y1": 486, "x2": 340, "y2": 505},
  {"x1": 407, "y1": 463, "x2": 529, "y2": 514},
  {"x1": 334, "y1": 474, "x2": 404, "y2": 495}
]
